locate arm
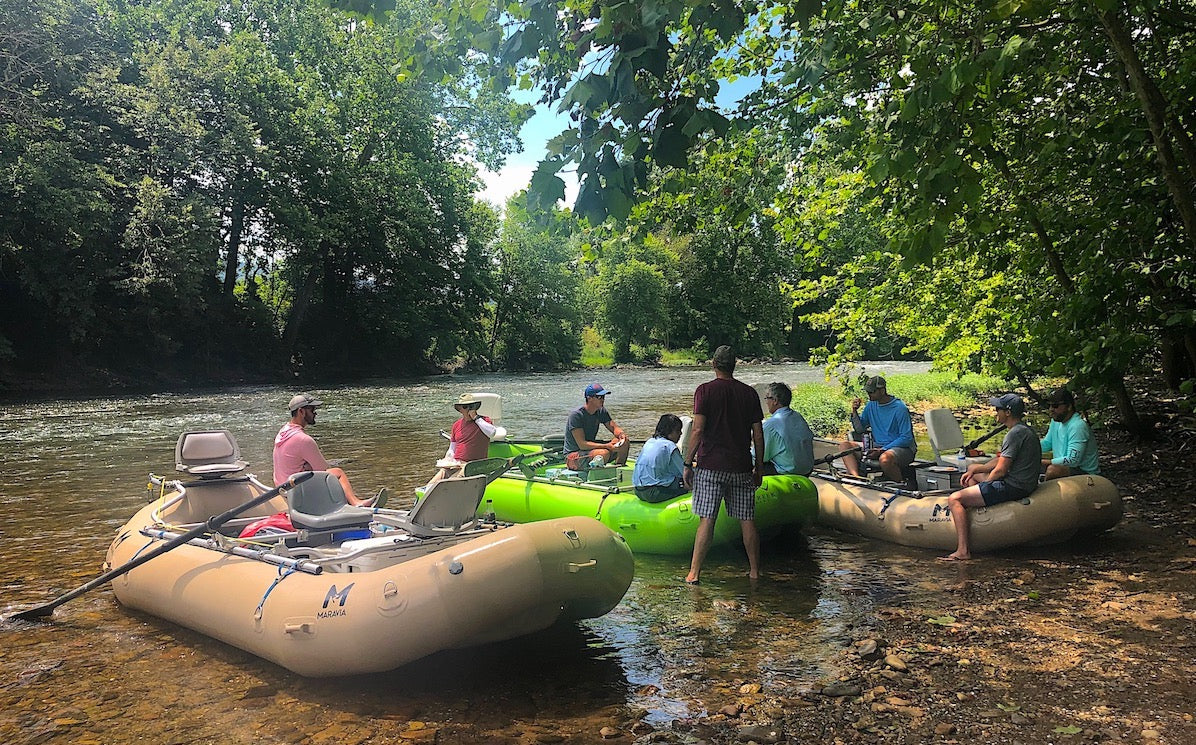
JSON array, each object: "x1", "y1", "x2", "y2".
[
  {"x1": 604, "y1": 418, "x2": 627, "y2": 443},
  {"x1": 751, "y1": 422, "x2": 765, "y2": 485},
  {"x1": 1058, "y1": 421, "x2": 1089, "y2": 468},
  {"x1": 960, "y1": 455, "x2": 1000, "y2": 486},
  {"x1": 682, "y1": 413, "x2": 706, "y2": 487},
  {"x1": 572, "y1": 427, "x2": 613, "y2": 450},
  {"x1": 472, "y1": 414, "x2": 498, "y2": 439}
]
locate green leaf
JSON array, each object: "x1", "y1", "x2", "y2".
[
  {"x1": 528, "y1": 162, "x2": 566, "y2": 212},
  {"x1": 1053, "y1": 725, "x2": 1083, "y2": 734},
  {"x1": 926, "y1": 614, "x2": 957, "y2": 626}
]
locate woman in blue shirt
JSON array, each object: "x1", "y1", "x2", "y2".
[{"x1": 633, "y1": 414, "x2": 689, "y2": 503}]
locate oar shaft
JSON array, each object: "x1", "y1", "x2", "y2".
[
  {"x1": 9, "y1": 471, "x2": 314, "y2": 621},
  {"x1": 965, "y1": 424, "x2": 1006, "y2": 452}
]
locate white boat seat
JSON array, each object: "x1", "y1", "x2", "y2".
[
  {"x1": 175, "y1": 429, "x2": 248, "y2": 477},
  {"x1": 394, "y1": 475, "x2": 489, "y2": 537},
  {"x1": 925, "y1": 408, "x2": 994, "y2": 467},
  {"x1": 287, "y1": 471, "x2": 374, "y2": 531}
]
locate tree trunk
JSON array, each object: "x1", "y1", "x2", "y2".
[
  {"x1": 1107, "y1": 373, "x2": 1146, "y2": 438},
  {"x1": 1096, "y1": 6, "x2": 1196, "y2": 254},
  {"x1": 984, "y1": 146, "x2": 1074, "y2": 292},
  {"x1": 222, "y1": 188, "x2": 246, "y2": 300},
  {"x1": 282, "y1": 264, "x2": 322, "y2": 357}
]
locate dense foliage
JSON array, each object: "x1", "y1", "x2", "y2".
[
  {"x1": 6, "y1": 0, "x2": 1196, "y2": 434},
  {"x1": 0, "y1": 0, "x2": 525, "y2": 385},
  {"x1": 492, "y1": 0, "x2": 1196, "y2": 428}
]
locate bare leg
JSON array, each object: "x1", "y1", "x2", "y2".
[
  {"x1": 686, "y1": 516, "x2": 717, "y2": 583},
  {"x1": 839, "y1": 439, "x2": 861, "y2": 476},
  {"x1": 612, "y1": 438, "x2": 631, "y2": 466},
  {"x1": 740, "y1": 519, "x2": 761, "y2": 579},
  {"x1": 878, "y1": 450, "x2": 904, "y2": 482},
  {"x1": 328, "y1": 467, "x2": 364, "y2": 506},
  {"x1": 941, "y1": 486, "x2": 985, "y2": 560}
]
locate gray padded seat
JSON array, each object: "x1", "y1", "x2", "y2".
[
  {"x1": 175, "y1": 430, "x2": 248, "y2": 477},
  {"x1": 403, "y1": 475, "x2": 489, "y2": 537},
  {"x1": 287, "y1": 471, "x2": 374, "y2": 531},
  {"x1": 925, "y1": 408, "x2": 995, "y2": 467}
]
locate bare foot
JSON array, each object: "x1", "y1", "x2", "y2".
[
  {"x1": 937, "y1": 552, "x2": 971, "y2": 562},
  {"x1": 684, "y1": 575, "x2": 700, "y2": 585}
]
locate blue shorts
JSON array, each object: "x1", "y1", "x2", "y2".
[
  {"x1": 978, "y1": 480, "x2": 1031, "y2": 507},
  {"x1": 691, "y1": 469, "x2": 756, "y2": 520}
]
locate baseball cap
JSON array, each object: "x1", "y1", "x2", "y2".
[
  {"x1": 1047, "y1": 388, "x2": 1074, "y2": 406},
  {"x1": 863, "y1": 375, "x2": 886, "y2": 394},
  {"x1": 712, "y1": 345, "x2": 736, "y2": 370},
  {"x1": 989, "y1": 393, "x2": 1024, "y2": 417},
  {"x1": 584, "y1": 383, "x2": 610, "y2": 398},
  {"x1": 288, "y1": 393, "x2": 323, "y2": 414}
]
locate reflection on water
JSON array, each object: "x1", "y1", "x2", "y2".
[{"x1": 0, "y1": 362, "x2": 990, "y2": 743}]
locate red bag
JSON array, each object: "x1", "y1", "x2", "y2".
[{"x1": 238, "y1": 511, "x2": 294, "y2": 538}]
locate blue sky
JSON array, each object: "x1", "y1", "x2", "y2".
[
  {"x1": 475, "y1": 100, "x2": 575, "y2": 209},
  {"x1": 474, "y1": 76, "x2": 760, "y2": 209}
]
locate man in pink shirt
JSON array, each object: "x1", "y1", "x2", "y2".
[{"x1": 273, "y1": 394, "x2": 371, "y2": 506}]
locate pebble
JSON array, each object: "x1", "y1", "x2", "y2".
[
  {"x1": 740, "y1": 683, "x2": 762, "y2": 694},
  {"x1": 1142, "y1": 730, "x2": 1160, "y2": 740},
  {"x1": 883, "y1": 654, "x2": 908, "y2": 672},
  {"x1": 934, "y1": 722, "x2": 956, "y2": 735},
  {"x1": 599, "y1": 726, "x2": 622, "y2": 738},
  {"x1": 819, "y1": 682, "x2": 862, "y2": 697},
  {"x1": 719, "y1": 704, "x2": 742, "y2": 717},
  {"x1": 856, "y1": 639, "x2": 883, "y2": 661},
  {"x1": 736, "y1": 724, "x2": 781, "y2": 743}
]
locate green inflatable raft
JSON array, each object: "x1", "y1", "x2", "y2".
[{"x1": 481, "y1": 441, "x2": 818, "y2": 555}]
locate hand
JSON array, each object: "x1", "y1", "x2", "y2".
[
  {"x1": 683, "y1": 464, "x2": 693, "y2": 488},
  {"x1": 851, "y1": 397, "x2": 862, "y2": 412}
]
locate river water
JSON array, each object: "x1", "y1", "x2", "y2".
[{"x1": 1, "y1": 361, "x2": 954, "y2": 744}]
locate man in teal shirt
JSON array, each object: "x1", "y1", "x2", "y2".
[
  {"x1": 761, "y1": 382, "x2": 815, "y2": 475},
  {"x1": 1040, "y1": 388, "x2": 1100, "y2": 479}
]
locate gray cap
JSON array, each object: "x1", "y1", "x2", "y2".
[
  {"x1": 288, "y1": 393, "x2": 324, "y2": 414},
  {"x1": 712, "y1": 345, "x2": 736, "y2": 371},
  {"x1": 989, "y1": 393, "x2": 1024, "y2": 417},
  {"x1": 863, "y1": 375, "x2": 887, "y2": 394}
]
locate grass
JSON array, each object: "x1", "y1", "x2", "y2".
[{"x1": 789, "y1": 371, "x2": 1009, "y2": 438}]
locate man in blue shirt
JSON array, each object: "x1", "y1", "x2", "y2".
[
  {"x1": 761, "y1": 382, "x2": 815, "y2": 476},
  {"x1": 633, "y1": 414, "x2": 688, "y2": 502},
  {"x1": 1040, "y1": 388, "x2": 1100, "y2": 479},
  {"x1": 838, "y1": 375, "x2": 916, "y2": 482}
]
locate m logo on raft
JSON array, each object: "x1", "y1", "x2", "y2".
[{"x1": 319, "y1": 583, "x2": 354, "y2": 618}]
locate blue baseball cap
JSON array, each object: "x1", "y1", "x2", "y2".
[
  {"x1": 584, "y1": 383, "x2": 610, "y2": 398},
  {"x1": 989, "y1": 393, "x2": 1024, "y2": 417}
]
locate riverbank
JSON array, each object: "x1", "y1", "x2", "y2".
[{"x1": 633, "y1": 381, "x2": 1196, "y2": 745}]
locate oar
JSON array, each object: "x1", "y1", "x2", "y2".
[
  {"x1": 815, "y1": 446, "x2": 862, "y2": 466},
  {"x1": 963, "y1": 424, "x2": 1006, "y2": 453},
  {"x1": 6, "y1": 471, "x2": 315, "y2": 622},
  {"x1": 461, "y1": 448, "x2": 559, "y2": 483}
]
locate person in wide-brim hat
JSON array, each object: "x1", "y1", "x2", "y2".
[{"x1": 427, "y1": 392, "x2": 505, "y2": 486}]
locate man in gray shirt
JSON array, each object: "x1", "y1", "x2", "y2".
[{"x1": 940, "y1": 393, "x2": 1041, "y2": 561}]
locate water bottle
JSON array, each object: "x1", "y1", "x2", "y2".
[
  {"x1": 955, "y1": 450, "x2": 967, "y2": 485},
  {"x1": 861, "y1": 432, "x2": 871, "y2": 455},
  {"x1": 483, "y1": 498, "x2": 495, "y2": 524},
  {"x1": 589, "y1": 454, "x2": 605, "y2": 469}
]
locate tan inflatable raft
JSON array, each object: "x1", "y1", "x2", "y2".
[
  {"x1": 812, "y1": 469, "x2": 1122, "y2": 552},
  {"x1": 104, "y1": 431, "x2": 634, "y2": 677}
]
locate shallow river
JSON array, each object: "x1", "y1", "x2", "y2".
[{"x1": 0, "y1": 361, "x2": 979, "y2": 744}]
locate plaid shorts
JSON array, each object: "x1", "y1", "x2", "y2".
[{"x1": 691, "y1": 468, "x2": 757, "y2": 520}]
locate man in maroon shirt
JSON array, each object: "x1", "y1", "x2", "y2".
[{"x1": 681, "y1": 346, "x2": 765, "y2": 583}]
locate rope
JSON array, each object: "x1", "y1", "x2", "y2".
[{"x1": 254, "y1": 565, "x2": 298, "y2": 621}]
